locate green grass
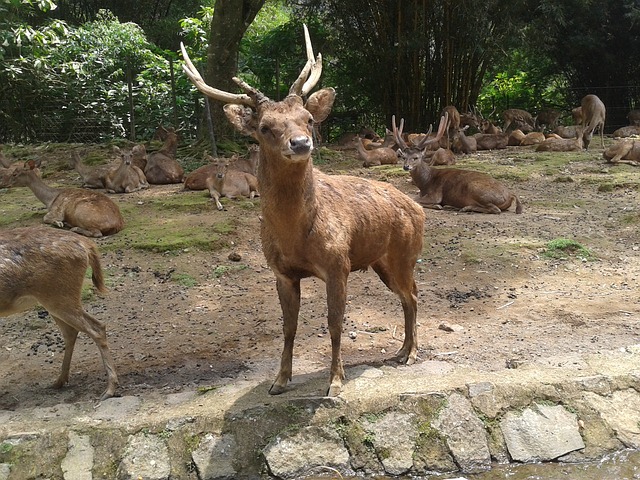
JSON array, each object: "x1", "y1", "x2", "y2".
[{"x1": 543, "y1": 238, "x2": 594, "y2": 261}]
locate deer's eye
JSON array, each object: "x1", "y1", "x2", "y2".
[{"x1": 259, "y1": 125, "x2": 270, "y2": 135}]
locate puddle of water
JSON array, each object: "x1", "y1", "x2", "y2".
[{"x1": 304, "y1": 449, "x2": 640, "y2": 479}]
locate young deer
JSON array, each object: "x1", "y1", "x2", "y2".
[
  {"x1": 182, "y1": 26, "x2": 425, "y2": 396},
  {"x1": 396, "y1": 115, "x2": 522, "y2": 214},
  {"x1": 8, "y1": 161, "x2": 124, "y2": 237},
  {"x1": 0, "y1": 226, "x2": 118, "y2": 400},
  {"x1": 602, "y1": 139, "x2": 640, "y2": 166},
  {"x1": 144, "y1": 127, "x2": 185, "y2": 184},
  {"x1": 104, "y1": 148, "x2": 149, "y2": 193}
]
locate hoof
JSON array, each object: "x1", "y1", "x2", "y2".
[
  {"x1": 326, "y1": 382, "x2": 342, "y2": 397},
  {"x1": 269, "y1": 383, "x2": 286, "y2": 395}
]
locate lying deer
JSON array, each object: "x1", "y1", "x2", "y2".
[
  {"x1": 104, "y1": 148, "x2": 149, "y2": 193},
  {"x1": 602, "y1": 140, "x2": 640, "y2": 166},
  {"x1": 452, "y1": 126, "x2": 478, "y2": 154},
  {"x1": 536, "y1": 128, "x2": 584, "y2": 152},
  {"x1": 0, "y1": 226, "x2": 118, "y2": 400},
  {"x1": 396, "y1": 115, "x2": 522, "y2": 214},
  {"x1": 8, "y1": 161, "x2": 124, "y2": 237},
  {"x1": 184, "y1": 155, "x2": 259, "y2": 209},
  {"x1": 581, "y1": 94, "x2": 606, "y2": 149},
  {"x1": 353, "y1": 136, "x2": 398, "y2": 167},
  {"x1": 144, "y1": 127, "x2": 185, "y2": 184},
  {"x1": 182, "y1": 26, "x2": 425, "y2": 396},
  {"x1": 70, "y1": 151, "x2": 115, "y2": 189}
]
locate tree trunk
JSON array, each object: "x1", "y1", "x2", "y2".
[{"x1": 205, "y1": 0, "x2": 266, "y2": 142}]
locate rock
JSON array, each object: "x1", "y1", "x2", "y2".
[
  {"x1": 263, "y1": 426, "x2": 350, "y2": 479},
  {"x1": 364, "y1": 411, "x2": 418, "y2": 476},
  {"x1": 117, "y1": 432, "x2": 170, "y2": 480},
  {"x1": 61, "y1": 432, "x2": 94, "y2": 480},
  {"x1": 583, "y1": 389, "x2": 640, "y2": 448},
  {"x1": 438, "y1": 322, "x2": 465, "y2": 333},
  {"x1": 500, "y1": 403, "x2": 585, "y2": 462},
  {"x1": 191, "y1": 433, "x2": 238, "y2": 480},
  {"x1": 432, "y1": 393, "x2": 491, "y2": 473}
]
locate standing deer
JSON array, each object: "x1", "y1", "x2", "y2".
[
  {"x1": 441, "y1": 105, "x2": 461, "y2": 147},
  {"x1": 581, "y1": 94, "x2": 606, "y2": 149},
  {"x1": 502, "y1": 109, "x2": 535, "y2": 133},
  {"x1": 8, "y1": 161, "x2": 124, "y2": 237},
  {"x1": 0, "y1": 226, "x2": 118, "y2": 400},
  {"x1": 181, "y1": 26, "x2": 425, "y2": 397}
]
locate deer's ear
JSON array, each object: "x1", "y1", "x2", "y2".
[
  {"x1": 305, "y1": 87, "x2": 335, "y2": 123},
  {"x1": 224, "y1": 104, "x2": 259, "y2": 139}
]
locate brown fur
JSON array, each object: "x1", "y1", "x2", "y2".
[
  {"x1": 400, "y1": 117, "x2": 522, "y2": 214},
  {"x1": 602, "y1": 140, "x2": 640, "y2": 166},
  {"x1": 0, "y1": 226, "x2": 118, "y2": 400},
  {"x1": 145, "y1": 128, "x2": 185, "y2": 184},
  {"x1": 508, "y1": 129, "x2": 526, "y2": 146},
  {"x1": 8, "y1": 162, "x2": 124, "y2": 237},
  {"x1": 183, "y1": 28, "x2": 425, "y2": 396},
  {"x1": 580, "y1": 94, "x2": 606, "y2": 149},
  {"x1": 553, "y1": 125, "x2": 581, "y2": 139},
  {"x1": 452, "y1": 126, "x2": 478, "y2": 154},
  {"x1": 535, "y1": 108, "x2": 562, "y2": 131},
  {"x1": 69, "y1": 151, "x2": 114, "y2": 189},
  {"x1": 611, "y1": 125, "x2": 640, "y2": 138},
  {"x1": 427, "y1": 147, "x2": 456, "y2": 166},
  {"x1": 353, "y1": 136, "x2": 398, "y2": 167},
  {"x1": 627, "y1": 109, "x2": 640, "y2": 126},
  {"x1": 104, "y1": 148, "x2": 149, "y2": 193},
  {"x1": 502, "y1": 108, "x2": 535, "y2": 132},
  {"x1": 520, "y1": 132, "x2": 546, "y2": 146},
  {"x1": 184, "y1": 155, "x2": 259, "y2": 210},
  {"x1": 474, "y1": 132, "x2": 509, "y2": 150},
  {"x1": 536, "y1": 128, "x2": 584, "y2": 152}
]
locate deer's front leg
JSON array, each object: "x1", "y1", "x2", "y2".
[
  {"x1": 43, "y1": 209, "x2": 65, "y2": 228},
  {"x1": 269, "y1": 275, "x2": 301, "y2": 395},
  {"x1": 325, "y1": 270, "x2": 348, "y2": 397}
]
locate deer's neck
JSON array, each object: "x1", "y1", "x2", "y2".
[
  {"x1": 24, "y1": 173, "x2": 60, "y2": 208},
  {"x1": 258, "y1": 153, "x2": 317, "y2": 234},
  {"x1": 354, "y1": 139, "x2": 369, "y2": 158}
]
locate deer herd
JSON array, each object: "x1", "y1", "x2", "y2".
[{"x1": 0, "y1": 25, "x2": 637, "y2": 401}]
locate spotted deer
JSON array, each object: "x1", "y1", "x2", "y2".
[{"x1": 181, "y1": 26, "x2": 425, "y2": 396}]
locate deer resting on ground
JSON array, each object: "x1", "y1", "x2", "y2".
[
  {"x1": 104, "y1": 148, "x2": 149, "y2": 193},
  {"x1": 0, "y1": 226, "x2": 118, "y2": 400},
  {"x1": 8, "y1": 161, "x2": 124, "y2": 237},
  {"x1": 602, "y1": 140, "x2": 640, "y2": 166},
  {"x1": 144, "y1": 127, "x2": 185, "y2": 184},
  {"x1": 396, "y1": 115, "x2": 522, "y2": 214},
  {"x1": 181, "y1": 26, "x2": 425, "y2": 396}
]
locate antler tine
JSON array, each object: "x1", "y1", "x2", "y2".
[
  {"x1": 180, "y1": 42, "x2": 255, "y2": 107},
  {"x1": 289, "y1": 24, "x2": 323, "y2": 97},
  {"x1": 391, "y1": 115, "x2": 409, "y2": 151},
  {"x1": 417, "y1": 113, "x2": 449, "y2": 149}
]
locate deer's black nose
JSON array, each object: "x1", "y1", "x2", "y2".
[{"x1": 289, "y1": 135, "x2": 312, "y2": 154}]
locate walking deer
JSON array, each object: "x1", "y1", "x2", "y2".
[
  {"x1": 0, "y1": 226, "x2": 118, "y2": 400},
  {"x1": 396, "y1": 115, "x2": 522, "y2": 214},
  {"x1": 8, "y1": 161, "x2": 124, "y2": 237},
  {"x1": 181, "y1": 26, "x2": 425, "y2": 396},
  {"x1": 581, "y1": 94, "x2": 606, "y2": 149}
]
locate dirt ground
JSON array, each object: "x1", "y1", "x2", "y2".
[{"x1": 0, "y1": 142, "x2": 639, "y2": 410}]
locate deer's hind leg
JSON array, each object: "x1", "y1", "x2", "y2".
[{"x1": 372, "y1": 258, "x2": 419, "y2": 365}]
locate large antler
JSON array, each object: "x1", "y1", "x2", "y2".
[
  {"x1": 181, "y1": 24, "x2": 323, "y2": 107},
  {"x1": 289, "y1": 24, "x2": 323, "y2": 97},
  {"x1": 180, "y1": 43, "x2": 255, "y2": 107}
]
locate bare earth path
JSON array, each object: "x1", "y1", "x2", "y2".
[{"x1": 0, "y1": 144, "x2": 638, "y2": 410}]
